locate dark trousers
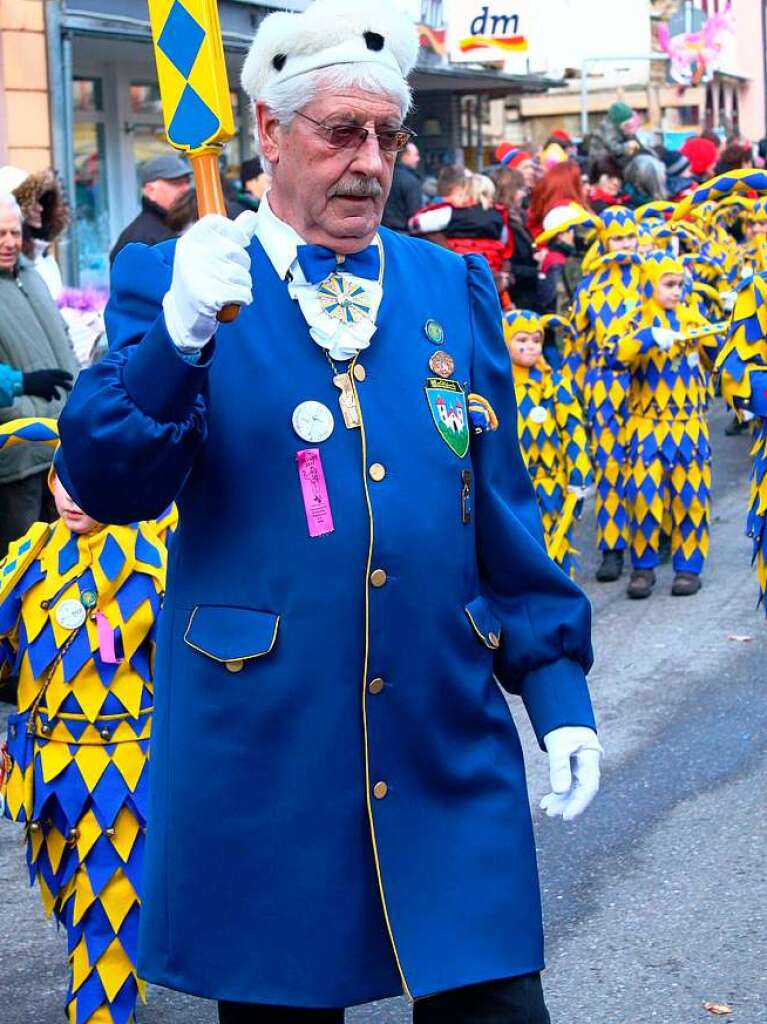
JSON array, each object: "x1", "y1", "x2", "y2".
[
  {"x1": 0, "y1": 470, "x2": 56, "y2": 558},
  {"x1": 218, "y1": 974, "x2": 550, "y2": 1023}
]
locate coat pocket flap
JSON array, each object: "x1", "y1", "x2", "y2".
[
  {"x1": 464, "y1": 596, "x2": 502, "y2": 651},
  {"x1": 184, "y1": 606, "x2": 280, "y2": 663}
]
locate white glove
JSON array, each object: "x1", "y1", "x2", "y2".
[
  {"x1": 720, "y1": 290, "x2": 737, "y2": 312},
  {"x1": 163, "y1": 211, "x2": 259, "y2": 351},
  {"x1": 652, "y1": 327, "x2": 681, "y2": 351},
  {"x1": 540, "y1": 726, "x2": 603, "y2": 822},
  {"x1": 567, "y1": 484, "x2": 592, "y2": 500}
]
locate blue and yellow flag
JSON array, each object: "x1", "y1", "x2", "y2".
[{"x1": 147, "y1": 0, "x2": 234, "y2": 151}]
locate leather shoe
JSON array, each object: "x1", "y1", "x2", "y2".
[
  {"x1": 627, "y1": 569, "x2": 656, "y2": 599},
  {"x1": 671, "y1": 572, "x2": 702, "y2": 596}
]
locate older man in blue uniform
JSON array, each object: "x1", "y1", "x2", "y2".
[{"x1": 57, "y1": 1, "x2": 602, "y2": 1021}]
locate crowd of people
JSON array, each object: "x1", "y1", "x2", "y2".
[
  {"x1": 375, "y1": 107, "x2": 767, "y2": 601},
  {"x1": 0, "y1": 30, "x2": 767, "y2": 1020}
]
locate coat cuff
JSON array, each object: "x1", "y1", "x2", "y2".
[
  {"x1": 519, "y1": 656, "x2": 597, "y2": 749},
  {"x1": 121, "y1": 312, "x2": 214, "y2": 422}
]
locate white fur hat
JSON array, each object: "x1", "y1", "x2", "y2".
[{"x1": 241, "y1": 0, "x2": 418, "y2": 100}]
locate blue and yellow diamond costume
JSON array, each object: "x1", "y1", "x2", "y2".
[
  {"x1": 563, "y1": 208, "x2": 644, "y2": 555},
  {"x1": 604, "y1": 255, "x2": 724, "y2": 576},
  {"x1": 716, "y1": 271, "x2": 767, "y2": 611},
  {"x1": 53, "y1": 229, "x2": 596, "y2": 1007},
  {"x1": 504, "y1": 312, "x2": 593, "y2": 577},
  {"x1": 0, "y1": 419, "x2": 169, "y2": 1024}
]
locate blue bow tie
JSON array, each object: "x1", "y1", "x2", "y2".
[{"x1": 295, "y1": 243, "x2": 380, "y2": 285}]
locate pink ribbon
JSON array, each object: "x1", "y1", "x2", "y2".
[
  {"x1": 296, "y1": 448, "x2": 335, "y2": 538},
  {"x1": 96, "y1": 612, "x2": 122, "y2": 664}
]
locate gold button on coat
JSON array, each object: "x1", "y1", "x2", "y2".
[
  {"x1": 353, "y1": 364, "x2": 366, "y2": 382},
  {"x1": 370, "y1": 569, "x2": 387, "y2": 587},
  {"x1": 226, "y1": 659, "x2": 244, "y2": 673},
  {"x1": 373, "y1": 781, "x2": 388, "y2": 799},
  {"x1": 368, "y1": 677, "x2": 384, "y2": 694},
  {"x1": 369, "y1": 463, "x2": 386, "y2": 482}
]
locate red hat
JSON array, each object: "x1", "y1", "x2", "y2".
[
  {"x1": 680, "y1": 136, "x2": 718, "y2": 177},
  {"x1": 498, "y1": 147, "x2": 533, "y2": 170},
  {"x1": 550, "y1": 128, "x2": 572, "y2": 145}
]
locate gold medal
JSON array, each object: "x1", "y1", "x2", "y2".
[
  {"x1": 429, "y1": 350, "x2": 455, "y2": 378},
  {"x1": 333, "y1": 373, "x2": 361, "y2": 429}
]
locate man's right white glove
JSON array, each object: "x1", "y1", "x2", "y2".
[
  {"x1": 652, "y1": 327, "x2": 681, "y2": 351},
  {"x1": 162, "y1": 211, "x2": 259, "y2": 351}
]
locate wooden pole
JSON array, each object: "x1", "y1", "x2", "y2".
[{"x1": 190, "y1": 147, "x2": 240, "y2": 323}]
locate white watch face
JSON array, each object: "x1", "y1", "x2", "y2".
[
  {"x1": 292, "y1": 401, "x2": 335, "y2": 443},
  {"x1": 56, "y1": 598, "x2": 86, "y2": 630}
]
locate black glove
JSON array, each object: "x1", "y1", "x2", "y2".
[{"x1": 22, "y1": 368, "x2": 74, "y2": 401}]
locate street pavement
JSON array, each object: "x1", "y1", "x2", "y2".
[{"x1": 1, "y1": 402, "x2": 764, "y2": 1024}]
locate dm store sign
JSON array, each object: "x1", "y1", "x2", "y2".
[{"x1": 445, "y1": 0, "x2": 531, "y2": 63}]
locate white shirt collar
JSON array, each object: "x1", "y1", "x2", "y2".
[
  {"x1": 250, "y1": 191, "x2": 384, "y2": 362},
  {"x1": 252, "y1": 192, "x2": 305, "y2": 281}
]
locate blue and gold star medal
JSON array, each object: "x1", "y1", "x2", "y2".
[
  {"x1": 318, "y1": 274, "x2": 372, "y2": 324},
  {"x1": 425, "y1": 377, "x2": 470, "y2": 458}
]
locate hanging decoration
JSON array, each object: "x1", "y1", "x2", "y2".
[{"x1": 657, "y1": 3, "x2": 735, "y2": 88}]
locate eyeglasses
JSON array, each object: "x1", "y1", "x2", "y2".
[{"x1": 293, "y1": 110, "x2": 416, "y2": 153}]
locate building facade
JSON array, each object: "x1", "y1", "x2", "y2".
[
  {"x1": 508, "y1": 0, "x2": 767, "y2": 149},
  {"x1": 0, "y1": 0, "x2": 557, "y2": 289}
]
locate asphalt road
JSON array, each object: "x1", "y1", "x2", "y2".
[{"x1": 1, "y1": 402, "x2": 764, "y2": 1024}]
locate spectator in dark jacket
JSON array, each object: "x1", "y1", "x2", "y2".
[
  {"x1": 110, "y1": 153, "x2": 191, "y2": 264},
  {"x1": 236, "y1": 156, "x2": 271, "y2": 212},
  {"x1": 588, "y1": 155, "x2": 627, "y2": 212},
  {"x1": 382, "y1": 142, "x2": 423, "y2": 231},
  {"x1": 658, "y1": 148, "x2": 696, "y2": 200},
  {"x1": 623, "y1": 154, "x2": 667, "y2": 207},
  {"x1": 588, "y1": 102, "x2": 649, "y2": 171},
  {"x1": 714, "y1": 142, "x2": 751, "y2": 176},
  {"x1": 0, "y1": 193, "x2": 77, "y2": 554},
  {"x1": 491, "y1": 167, "x2": 541, "y2": 311}
]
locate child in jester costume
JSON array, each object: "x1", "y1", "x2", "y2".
[
  {"x1": 604, "y1": 254, "x2": 725, "y2": 599},
  {"x1": 0, "y1": 418, "x2": 169, "y2": 1024},
  {"x1": 563, "y1": 206, "x2": 644, "y2": 583},
  {"x1": 504, "y1": 311, "x2": 593, "y2": 577},
  {"x1": 716, "y1": 262, "x2": 767, "y2": 613}
]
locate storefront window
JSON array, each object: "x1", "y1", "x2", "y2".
[
  {"x1": 129, "y1": 83, "x2": 162, "y2": 117},
  {"x1": 73, "y1": 78, "x2": 103, "y2": 114},
  {"x1": 73, "y1": 120, "x2": 110, "y2": 290}
]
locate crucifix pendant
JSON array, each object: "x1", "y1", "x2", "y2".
[{"x1": 333, "y1": 373, "x2": 361, "y2": 429}]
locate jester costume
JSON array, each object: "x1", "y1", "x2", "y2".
[
  {"x1": 716, "y1": 272, "x2": 767, "y2": 611},
  {"x1": 505, "y1": 312, "x2": 593, "y2": 577},
  {"x1": 564, "y1": 208, "x2": 643, "y2": 565},
  {"x1": 0, "y1": 419, "x2": 168, "y2": 1024},
  {"x1": 604, "y1": 255, "x2": 724, "y2": 588}
]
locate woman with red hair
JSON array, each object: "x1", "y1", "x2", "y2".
[{"x1": 527, "y1": 161, "x2": 591, "y2": 239}]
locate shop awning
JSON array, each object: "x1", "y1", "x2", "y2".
[{"x1": 411, "y1": 64, "x2": 563, "y2": 97}]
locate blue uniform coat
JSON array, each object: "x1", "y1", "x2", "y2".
[{"x1": 58, "y1": 229, "x2": 596, "y2": 1008}]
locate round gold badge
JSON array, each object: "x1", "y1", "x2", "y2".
[{"x1": 429, "y1": 350, "x2": 455, "y2": 378}]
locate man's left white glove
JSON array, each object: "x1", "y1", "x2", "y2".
[
  {"x1": 163, "y1": 211, "x2": 259, "y2": 351},
  {"x1": 540, "y1": 726, "x2": 603, "y2": 821}
]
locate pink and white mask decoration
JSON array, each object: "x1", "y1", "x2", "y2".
[{"x1": 657, "y1": 3, "x2": 735, "y2": 88}]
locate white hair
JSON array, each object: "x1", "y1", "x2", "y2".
[
  {"x1": 252, "y1": 63, "x2": 413, "y2": 171},
  {"x1": 0, "y1": 192, "x2": 22, "y2": 223}
]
